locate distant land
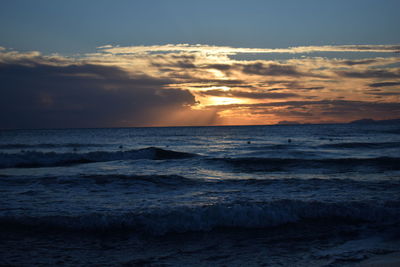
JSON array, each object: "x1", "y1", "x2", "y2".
[
  {"x1": 276, "y1": 118, "x2": 400, "y2": 126},
  {"x1": 349, "y1": 118, "x2": 400, "y2": 124},
  {"x1": 277, "y1": 121, "x2": 301, "y2": 125}
]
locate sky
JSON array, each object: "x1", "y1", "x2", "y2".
[{"x1": 1, "y1": 0, "x2": 400, "y2": 128}]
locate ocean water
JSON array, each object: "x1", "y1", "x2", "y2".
[{"x1": 1, "y1": 122, "x2": 400, "y2": 266}]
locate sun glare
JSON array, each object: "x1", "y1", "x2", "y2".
[
  {"x1": 207, "y1": 96, "x2": 245, "y2": 106},
  {"x1": 191, "y1": 86, "x2": 231, "y2": 92},
  {"x1": 191, "y1": 86, "x2": 249, "y2": 107}
]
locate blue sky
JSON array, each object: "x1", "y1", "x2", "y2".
[{"x1": 1, "y1": 0, "x2": 400, "y2": 54}]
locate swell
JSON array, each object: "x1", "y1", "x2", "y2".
[
  {"x1": 217, "y1": 156, "x2": 400, "y2": 172},
  {"x1": 0, "y1": 147, "x2": 197, "y2": 169},
  {"x1": 1, "y1": 199, "x2": 399, "y2": 235}
]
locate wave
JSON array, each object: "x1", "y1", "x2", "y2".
[
  {"x1": 217, "y1": 156, "x2": 400, "y2": 172},
  {"x1": 0, "y1": 143, "x2": 105, "y2": 149},
  {"x1": 319, "y1": 141, "x2": 400, "y2": 149},
  {"x1": 1, "y1": 199, "x2": 399, "y2": 235},
  {"x1": 0, "y1": 147, "x2": 197, "y2": 168}
]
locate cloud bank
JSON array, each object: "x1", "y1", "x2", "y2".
[
  {"x1": 0, "y1": 44, "x2": 399, "y2": 128},
  {"x1": 0, "y1": 54, "x2": 217, "y2": 128}
]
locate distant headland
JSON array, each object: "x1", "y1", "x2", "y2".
[
  {"x1": 275, "y1": 118, "x2": 400, "y2": 126},
  {"x1": 349, "y1": 118, "x2": 400, "y2": 124}
]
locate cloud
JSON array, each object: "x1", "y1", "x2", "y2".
[
  {"x1": 293, "y1": 86, "x2": 325, "y2": 91},
  {"x1": 204, "y1": 63, "x2": 232, "y2": 71},
  {"x1": 207, "y1": 100, "x2": 400, "y2": 123},
  {"x1": 0, "y1": 58, "x2": 218, "y2": 129},
  {"x1": 204, "y1": 62, "x2": 324, "y2": 78},
  {"x1": 1, "y1": 44, "x2": 400, "y2": 128},
  {"x1": 317, "y1": 100, "x2": 400, "y2": 119},
  {"x1": 369, "y1": 81, "x2": 400, "y2": 87},
  {"x1": 240, "y1": 63, "x2": 303, "y2": 76},
  {"x1": 199, "y1": 89, "x2": 298, "y2": 99},
  {"x1": 210, "y1": 99, "x2": 400, "y2": 109},
  {"x1": 366, "y1": 92, "x2": 400, "y2": 96},
  {"x1": 151, "y1": 55, "x2": 197, "y2": 69},
  {"x1": 336, "y1": 69, "x2": 400, "y2": 79},
  {"x1": 341, "y1": 59, "x2": 379, "y2": 66}
]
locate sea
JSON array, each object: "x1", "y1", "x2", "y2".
[{"x1": 1, "y1": 122, "x2": 400, "y2": 266}]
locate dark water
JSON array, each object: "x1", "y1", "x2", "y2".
[{"x1": 1, "y1": 122, "x2": 400, "y2": 266}]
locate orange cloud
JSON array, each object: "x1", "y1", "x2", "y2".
[{"x1": 1, "y1": 44, "x2": 399, "y2": 128}]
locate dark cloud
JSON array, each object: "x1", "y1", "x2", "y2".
[
  {"x1": 199, "y1": 89, "x2": 298, "y2": 99},
  {"x1": 205, "y1": 64, "x2": 232, "y2": 71},
  {"x1": 216, "y1": 99, "x2": 400, "y2": 109},
  {"x1": 191, "y1": 79, "x2": 245, "y2": 85},
  {"x1": 239, "y1": 62, "x2": 328, "y2": 78},
  {"x1": 253, "y1": 109, "x2": 314, "y2": 117},
  {"x1": 209, "y1": 100, "x2": 400, "y2": 121},
  {"x1": 188, "y1": 84, "x2": 252, "y2": 88},
  {"x1": 149, "y1": 54, "x2": 198, "y2": 70},
  {"x1": 257, "y1": 80, "x2": 324, "y2": 91},
  {"x1": 241, "y1": 63, "x2": 303, "y2": 76},
  {"x1": 169, "y1": 75, "x2": 247, "y2": 87},
  {"x1": 167, "y1": 54, "x2": 197, "y2": 61},
  {"x1": 292, "y1": 86, "x2": 325, "y2": 91},
  {"x1": 152, "y1": 60, "x2": 196, "y2": 69},
  {"x1": 205, "y1": 62, "x2": 323, "y2": 77},
  {"x1": 0, "y1": 60, "x2": 198, "y2": 129},
  {"x1": 317, "y1": 100, "x2": 400, "y2": 118},
  {"x1": 369, "y1": 81, "x2": 400, "y2": 87},
  {"x1": 336, "y1": 69, "x2": 400, "y2": 79},
  {"x1": 366, "y1": 92, "x2": 400, "y2": 96},
  {"x1": 341, "y1": 59, "x2": 378, "y2": 66}
]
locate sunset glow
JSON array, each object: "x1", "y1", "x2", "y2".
[
  {"x1": 205, "y1": 96, "x2": 247, "y2": 106},
  {"x1": 0, "y1": 1, "x2": 399, "y2": 128},
  {"x1": 2, "y1": 2, "x2": 400, "y2": 266},
  {"x1": 1, "y1": 43, "x2": 399, "y2": 128}
]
